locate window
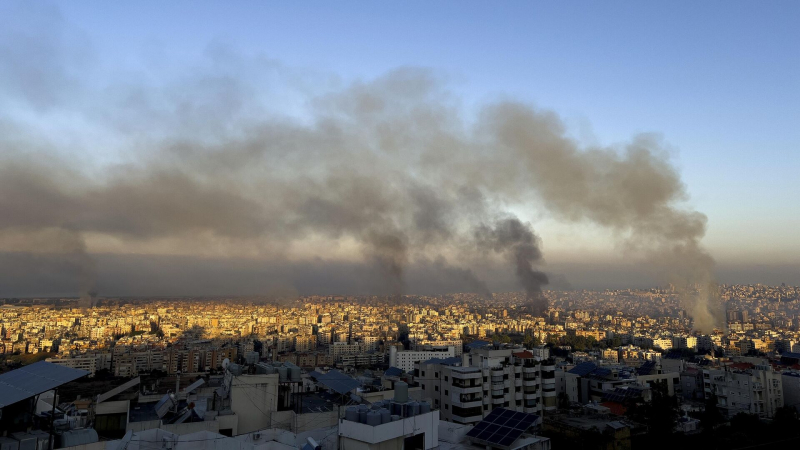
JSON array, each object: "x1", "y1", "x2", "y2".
[
  {"x1": 445, "y1": 404, "x2": 449, "y2": 410},
  {"x1": 422, "y1": 371, "x2": 426, "y2": 377},
  {"x1": 422, "y1": 384, "x2": 426, "y2": 390},
  {"x1": 435, "y1": 372, "x2": 439, "y2": 378},
  {"x1": 445, "y1": 376, "x2": 448, "y2": 381},
  {"x1": 445, "y1": 390, "x2": 449, "y2": 395},
  {"x1": 435, "y1": 385, "x2": 439, "y2": 392},
  {"x1": 484, "y1": 405, "x2": 489, "y2": 410},
  {"x1": 484, "y1": 377, "x2": 488, "y2": 382}
]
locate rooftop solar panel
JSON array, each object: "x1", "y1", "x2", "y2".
[
  {"x1": 470, "y1": 422, "x2": 488, "y2": 433},
  {"x1": 0, "y1": 361, "x2": 89, "y2": 408},
  {"x1": 465, "y1": 408, "x2": 540, "y2": 448},
  {"x1": 314, "y1": 370, "x2": 361, "y2": 395},
  {"x1": 568, "y1": 362, "x2": 597, "y2": 376}
]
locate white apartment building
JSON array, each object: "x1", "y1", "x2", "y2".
[
  {"x1": 390, "y1": 346, "x2": 456, "y2": 372},
  {"x1": 652, "y1": 338, "x2": 672, "y2": 350},
  {"x1": 672, "y1": 335, "x2": 698, "y2": 350},
  {"x1": 704, "y1": 363, "x2": 784, "y2": 418},
  {"x1": 415, "y1": 347, "x2": 552, "y2": 425}
]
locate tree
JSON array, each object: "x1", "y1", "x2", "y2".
[{"x1": 700, "y1": 393, "x2": 724, "y2": 431}]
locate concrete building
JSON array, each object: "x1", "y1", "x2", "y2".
[
  {"x1": 390, "y1": 346, "x2": 456, "y2": 372},
  {"x1": 339, "y1": 402, "x2": 439, "y2": 450},
  {"x1": 704, "y1": 363, "x2": 784, "y2": 418},
  {"x1": 415, "y1": 347, "x2": 549, "y2": 425}
]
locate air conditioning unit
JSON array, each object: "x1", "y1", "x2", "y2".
[{"x1": 252, "y1": 432, "x2": 261, "y2": 440}]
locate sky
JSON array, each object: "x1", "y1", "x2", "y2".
[{"x1": 0, "y1": 1, "x2": 798, "y2": 297}]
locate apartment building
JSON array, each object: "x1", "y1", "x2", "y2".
[
  {"x1": 415, "y1": 347, "x2": 550, "y2": 425},
  {"x1": 413, "y1": 340, "x2": 464, "y2": 356},
  {"x1": 47, "y1": 352, "x2": 112, "y2": 376},
  {"x1": 703, "y1": 363, "x2": 783, "y2": 418},
  {"x1": 390, "y1": 346, "x2": 456, "y2": 372}
]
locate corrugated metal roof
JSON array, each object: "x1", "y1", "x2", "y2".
[{"x1": 0, "y1": 361, "x2": 89, "y2": 408}]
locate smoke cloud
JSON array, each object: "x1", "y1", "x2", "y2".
[
  {"x1": 0, "y1": 7, "x2": 724, "y2": 330},
  {"x1": 476, "y1": 217, "x2": 549, "y2": 314}
]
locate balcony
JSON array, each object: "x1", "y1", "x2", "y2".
[{"x1": 452, "y1": 379, "x2": 482, "y2": 389}]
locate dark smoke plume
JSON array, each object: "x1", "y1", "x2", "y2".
[
  {"x1": 477, "y1": 217, "x2": 549, "y2": 314},
  {"x1": 0, "y1": 7, "x2": 726, "y2": 330}
]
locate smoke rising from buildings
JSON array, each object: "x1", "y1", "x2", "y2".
[
  {"x1": 0, "y1": 9, "x2": 724, "y2": 329},
  {"x1": 476, "y1": 217, "x2": 549, "y2": 314}
]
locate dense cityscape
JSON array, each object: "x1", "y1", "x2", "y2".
[{"x1": 3, "y1": 284, "x2": 800, "y2": 448}]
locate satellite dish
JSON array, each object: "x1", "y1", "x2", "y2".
[{"x1": 222, "y1": 358, "x2": 230, "y2": 370}]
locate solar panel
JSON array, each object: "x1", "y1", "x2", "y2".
[
  {"x1": 315, "y1": 370, "x2": 361, "y2": 394},
  {"x1": 465, "y1": 408, "x2": 540, "y2": 448},
  {"x1": 568, "y1": 362, "x2": 597, "y2": 376},
  {"x1": 470, "y1": 422, "x2": 489, "y2": 433},
  {"x1": 0, "y1": 361, "x2": 89, "y2": 408}
]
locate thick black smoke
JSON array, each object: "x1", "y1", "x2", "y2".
[{"x1": 476, "y1": 217, "x2": 549, "y2": 314}]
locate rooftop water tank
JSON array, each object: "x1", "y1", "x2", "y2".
[
  {"x1": 419, "y1": 401, "x2": 431, "y2": 414},
  {"x1": 379, "y1": 408, "x2": 391, "y2": 424},
  {"x1": 394, "y1": 381, "x2": 408, "y2": 403},
  {"x1": 391, "y1": 415, "x2": 401, "y2": 422},
  {"x1": 358, "y1": 409, "x2": 368, "y2": 424},
  {"x1": 345, "y1": 407, "x2": 359, "y2": 422},
  {"x1": 391, "y1": 402, "x2": 403, "y2": 416},
  {"x1": 245, "y1": 351, "x2": 260, "y2": 365},
  {"x1": 366, "y1": 411, "x2": 381, "y2": 426},
  {"x1": 228, "y1": 363, "x2": 243, "y2": 376},
  {"x1": 289, "y1": 367, "x2": 301, "y2": 382},
  {"x1": 277, "y1": 366, "x2": 288, "y2": 382}
]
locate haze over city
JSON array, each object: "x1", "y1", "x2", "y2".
[{"x1": 1, "y1": 1, "x2": 798, "y2": 303}]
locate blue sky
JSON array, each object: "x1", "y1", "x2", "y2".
[{"x1": 1, "y1": 1, "x2": 798, "y2": 293}]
